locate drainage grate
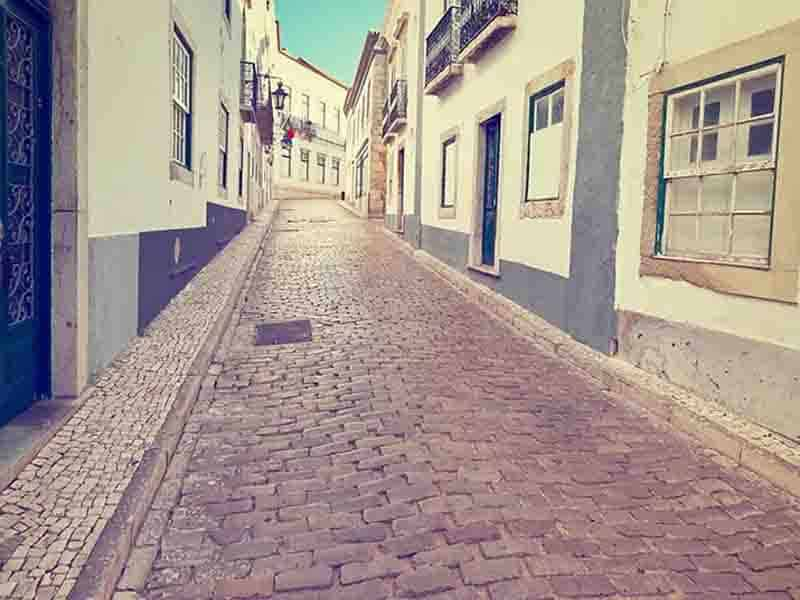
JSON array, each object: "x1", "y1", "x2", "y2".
[{"x1": 255, "y1": 320, "x2": 313, "y2": 346}]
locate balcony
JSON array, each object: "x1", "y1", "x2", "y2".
[
  {"x1": 382, "y1": 79, "x2": 408, "y2": 140},
  {"x1": 458, "y1": 0, "x2": 518, "y2": 62},
  {"x1": 240, "y1": 61, "x2": 258, "y2": 123},
  {"x1": 424, "y1": 6, "x2": 463, "y2": 96}
]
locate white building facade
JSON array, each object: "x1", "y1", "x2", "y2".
[
  {"x1": 343, "y1": 31, "x2": 388, "y2": 219},
  {"x1": 381, "y1": 0, "x2": 424, "y2": 245},
  {"x1": 616, "y1": 3, "x2": 800, "y2": 440},
  {"x1": 414, "y1": 0, "x2": 626, "y2": 355},
  {"x1": 271, "y1": 37, "x2": 348, "y2": 201},
  {"x1": 0, "y1": 0, "x2": 280, "y2": 426}
]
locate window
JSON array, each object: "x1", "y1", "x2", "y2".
[
  {"x1": 280, "y1": 147, "x2": 292, "y2": 178},
  {"x1": 366, "y1": 80, "x2": 371, "y2": 121},
  {"x1": 171, "y1": 29, "x2": 192, "y2": 167},
  {"x1": 320, "y1": 101, "x2": 327, "y2": 129},
  {"x1": 356, "y1": 153, "x2": 367, "y2": 198},
  {"x1": 238, "y1": 136, "x2": 244, "y2": 196},
  {"x1": 300, "y1": 148, "x2": 310, "y2": 181},
  {"x1": 332, "y1": 158, "x2": 341, "y2": 185},
  {"x1": 335, "y1": 108, "x2": 341, "y2": 134},
  {"x1": 317, "y1": 154, "x2": 327, "y2": 184},
  {"x1": 223, "y1": 0, "x2": 231, "y2": 21},
  {"x1": 526, "y1": 83, "x2": 565, "y2": 202},
  {"x1": 218, "y1": 104, "x2": 229, "y2": 189},
  {"x1": 441, "y1": 137, "x2": 457, "y2": 208},
  {"x1": 302, "y1": 94, "x2": 310, "y2": 121},
  {"x1": 660, "y1": 62, "x2": 782, "y2": 266}
]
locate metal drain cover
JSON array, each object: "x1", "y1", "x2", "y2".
[{"x1": 255, "y1": 320, "x2": 312, "y2": 346}]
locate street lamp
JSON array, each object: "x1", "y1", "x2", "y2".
[{"x1": 272, "y1": 81, "x2": 288, "y2": 112}]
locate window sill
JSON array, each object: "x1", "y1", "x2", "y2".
[
  {"x1": 468, "y1": 263, "x2": 501, "y2": 279},
  {"x1": 170, "y1": 162, "x2": 194, "y2": 187},
  {"x1": 218, "y1": 186, "x2": 229, "y2": 200},
  {"x1": 520, "y1": 197, "x2": 564, "y2": 219},
  {"x1": 438, "y1": 205, "x2": 456, "y2": 220},
  {"x1": 653, "y1": 253, "x2": 770, "y2": 272},
  {"x1": 639, "y1": 254, "x2": 797, "y2": 305}
]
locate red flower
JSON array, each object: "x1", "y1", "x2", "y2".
[{"x1": 286, "y1": 128, "x2": 295, "y2": 140}]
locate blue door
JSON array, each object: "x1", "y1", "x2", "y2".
[
  {"x1": 0, "y1": 0, "x2": 51, "y2": 425},
  {"x1": 481, "y1": 114, "x2": 501, "y2": 266}
]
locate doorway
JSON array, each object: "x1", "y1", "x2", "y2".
[
  {"x1": 397, "y1": 147, "x2": 405, "y2": 232},
  {"x1": 0, "y1": 0, "x2": 52, "y2": 424},
  {"x1": 480, "y1": 114, "x2": 501, "y2": 266}
]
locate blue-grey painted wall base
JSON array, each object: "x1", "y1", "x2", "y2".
[
  {"x1": 88, "y1": 234, "x2": 140, "y2": 379},
  {"x1": 566, "y1": 0, "x2": 627, "y2": 352}
]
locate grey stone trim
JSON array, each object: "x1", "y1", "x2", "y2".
[
  {"x1": 619, "y1": 310, "x2": 800, "y2": 442},
  {"x1": 564, "y1": 0, "x2": 628, "y2": 353}
]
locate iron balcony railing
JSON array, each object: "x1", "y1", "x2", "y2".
[
  {"x1": 459, "y1": 0, "x2": 518, "y2": 52},
  {"x1": 240, "y1": 61, "x2": 258, "y2": 114},
  {"x1": 382, "y1": 79, "x2": 408, "y2": 137},
  {"x1": 425, "y1": 5, "x2": 460, "y2": 86},
  {"x1": 241, "y1": 62, "x2": 274, "y2": 112}
]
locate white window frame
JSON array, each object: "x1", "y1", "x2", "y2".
[
  {"x1": 526, "y1": 82, "x2": 565, "y2": 202},
  {"x1": 317, "y1": 153, "x2": 327, "y2": 184},
  {"x1": 661, "y1": 61, "x2": 783, "y2": 267},
  {"x1": 218, "y1": 103, "x2": 229, "y2": 190},
  {"x1": 171, "y1": 29, "x2": 192, "y2": 167},
  {"x1": 300, "y1": 148, "x2": 310, "y2": 181},
  {"x1": 441, "y1": 136, "x2": 458, "y2": 209}
]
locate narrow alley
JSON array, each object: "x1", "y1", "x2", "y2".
[{"x1": 115, "y1": 200, "x2": 800, "y2": 600}]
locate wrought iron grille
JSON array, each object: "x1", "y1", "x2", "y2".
[
  {"x1": 382, "y1": 79, "x2": 408, "y2": 138},
  {"x1": 459, "y1": 0, "x2": 518, "y2": 51},
  {"x1": 240, "y1": 61, "x2": 258, "y2": 110},
  {"x1": 425, "y1": 6, "x2": 460, "y2": 86}
]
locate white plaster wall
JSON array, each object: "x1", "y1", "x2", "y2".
[
  {"x1": 419, "y1": 0, "x2": 584, "y2": 278},
  {"x1": 383, "y1": 0, "x2": 423, "y2": 219},
  {"x1": 344, "y1": 58, "x2": 377, "y2": 214},
  {"x1": 272, "y1": 48, "x2": 347, "y2": 195},
  {"x1": 88, "y1": 0, "x2": 248, "y2": 238},
  {"x1": 616, "y1": 1, "x2": 800, "y2": 351}
]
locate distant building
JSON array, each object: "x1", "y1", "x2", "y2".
[
  {"x1": 271, "y1": 29, "x2": 348, "y2": 201},
  {"x1": 343, "y1": 31, "x2": 389, "y2": 219}
]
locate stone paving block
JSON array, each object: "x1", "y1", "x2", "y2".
[
  {"x1": 214, "y1": 574, "x2": 274, "y2": 599},
  {"x1": 488, "y1": 578, "x2": 554, "y2": 600},
  {"x1": 274, "y1": 565, "x2": 334, "y2": 592},
  {"x1": 460, "y1": 558, "x2": 524, "y2": 585},
  {"x1": 397, "y1": 566, "x2": 461, "y2": 597},
  {"x1": 549, "y1": 575, "x2": 617, "y2": 598},
  {"x1": 340, "y1": 557, "x2": 408, "y2": 585}
]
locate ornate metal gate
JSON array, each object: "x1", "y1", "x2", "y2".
[{"x1": 0, "y1": 0, "x2": 50, "y2": 424}]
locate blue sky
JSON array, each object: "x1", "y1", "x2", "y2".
[{"x1": 276, "y1": 1, "x2": 386, "y2": 86}]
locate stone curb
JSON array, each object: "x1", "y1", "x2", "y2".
[
  {"x1": 379, "y1": 227, "x2": 800, "y2": 499},
  {"x1": 68, "y1": 206, "x2": 279, "y2": 600}
]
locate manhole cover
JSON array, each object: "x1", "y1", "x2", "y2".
[{"x1": 255, "y1": 320, "x2": 312, "y2": 346}]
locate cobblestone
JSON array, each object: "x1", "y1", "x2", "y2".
[
  {"x1": 0, "y1": 214, "x2": 271, "y2": 599},
  {"x1": 121, "y1": 200, "x2": 800, "y2": 598}
]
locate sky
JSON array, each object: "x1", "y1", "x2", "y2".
[{"x1": 276, "y1": 0, "x2": 386, "y2": 86}]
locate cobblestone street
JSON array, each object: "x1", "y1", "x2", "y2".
[{"x1": 123, "y1": 199, "x2": 800, "y2": 600}]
